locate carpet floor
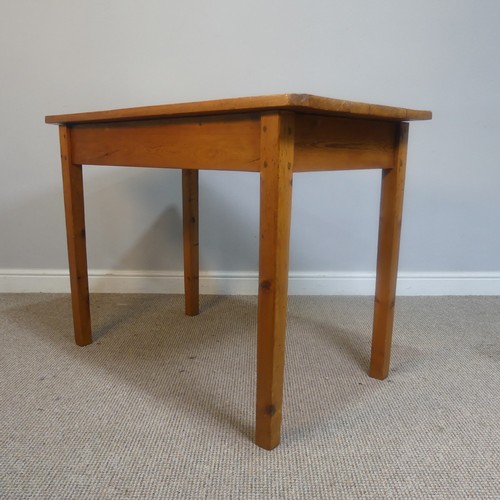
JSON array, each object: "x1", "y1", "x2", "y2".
[{"x1": 1, "y1": 294, "x2": 499, "y2": 499}]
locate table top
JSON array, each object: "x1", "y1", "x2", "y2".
[{"x1": 45, "y1": 94, "x2": 432, "y2": 125}]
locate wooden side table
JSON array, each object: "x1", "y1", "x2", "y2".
[{"x1": 46, "y1": 94, "x2": 431, "y2": 449}]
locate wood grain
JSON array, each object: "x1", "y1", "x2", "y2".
[
  {"x1": 46, "y1": 93, "x2": 432, "y2": 125},
  {"x1": 59, "y1": 125, "x2": 92, "y2": 346},
  {"x1": 370, "y1": 122, "x2": 409, "y2": 380},
  {"x1": 46, "y1": 94, "x2": 431, "y2": 449},
  {"x1": 182, "y1": 170, "x2": 199, "y2": 316},
  {"x1": 294, "y1": 114, "x2": 397, "y2": 171},
  {"x1": 69, "y1": 114, "x2": 260, "y2": 171},
  {"x1": 255, "y1": 111, "x2": 295, "y2": 450}
]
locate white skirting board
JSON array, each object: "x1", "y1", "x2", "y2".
[{"x1": 1, "y1": 269, "x2": 499, "y2": 295}]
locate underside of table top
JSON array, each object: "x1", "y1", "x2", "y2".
[{"x1": 45, "y1": 93, "x2": 432, "y2": 125}]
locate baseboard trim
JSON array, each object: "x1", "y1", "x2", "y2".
[{"x1": 1, "y1": 269, "x2": 499, "y2": 295}]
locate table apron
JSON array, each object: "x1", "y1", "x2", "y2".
[
  {"x1": 68, "y1": 112, "x2": 399, "y2": 172},
  {"x1": 70, "y1": 114, "x2": 261, "y2": 171},
  {"x1": 294, "y1": 114, "x2": 398, "y2": 172}
]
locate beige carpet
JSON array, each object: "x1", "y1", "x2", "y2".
[{"x1": 1, "y1": 293, "x2": 499, "y2": 499}]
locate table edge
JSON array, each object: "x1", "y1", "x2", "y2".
[{"x1": 45, "y1": 93, "x2": 432, "y2": 125}]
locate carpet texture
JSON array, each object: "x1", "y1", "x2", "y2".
[{"x1": 1, "y1": 294, "x2": 499, "y2": 499}]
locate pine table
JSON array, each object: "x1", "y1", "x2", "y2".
[{"x1": 46, "y1": 94, "x2": 431, "y2": 449}]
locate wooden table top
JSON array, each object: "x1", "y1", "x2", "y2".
[{"x1": 45, "y1": 94, "x2": 432, "y2": 125}]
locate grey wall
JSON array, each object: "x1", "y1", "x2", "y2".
[{"x1": 1, "y1": 1, "x2": 499, "y2": 284}]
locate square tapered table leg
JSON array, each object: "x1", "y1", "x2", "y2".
[
  {"x1": 255, "y1": 112, "x2": 294, "y2": 450},
  {"x1": 370, "y1": 123, "x2": 409, "y2": 380},
  {"x1": 182, "y1": 169, "x2": 200, "y2": 316},
  {"x1": 59, "y1": 125, "x2": 92, "y2": 346}
]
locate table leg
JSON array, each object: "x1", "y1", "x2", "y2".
[
  {"x1": 370, "y1": 122, "x2": 409, "y2": 379},
  {"x1": 255, "y1": 112, "x2": 294, "y2": 450},
  {"x1": 59, "y1": 125, "x2": 92, "y2": 346},
  {"x1": 182, "y1": 169, "x2": 199, "y2": 316}
]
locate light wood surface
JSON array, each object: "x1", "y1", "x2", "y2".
[
  {"x1": 48, "y1": 94, "x2": 431, "y2": 450},
  {"x1": 59, "y1": 126, "x2": 92, "y2": 346},
  {"x1": 45, "y1": 94, "x2": 431, "y2": 125},
  {"x1": 182, "y1": 170, "x2": 199, "y2": 316},
  {"x1": 69, "y1": 115, "x2": 260, "y2": 171},
  {"x1": 294, "y1": 114, "x2": 397, "y2": 172},
  {"x1": 255, "y1": 111, "x2": 295, "y2": 450},
  {"x1": 370, "y1": 122, "x2": 409, "y2": 380}
]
